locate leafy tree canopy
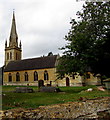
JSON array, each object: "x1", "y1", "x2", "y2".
[{"x1": 57, "y1": 2, "x2": 110, "y2": 79}]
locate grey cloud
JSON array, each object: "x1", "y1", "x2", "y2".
[{"x1": 0, "y1": 0, "x2": 84, "y2": 67}]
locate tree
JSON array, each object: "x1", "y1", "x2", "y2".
[
  {"x1": 48, "y1": 52, "x2": 53, "y2": 56},
  {"x1": 57, "y1": 2, "x2": 110, "y2": 79}
]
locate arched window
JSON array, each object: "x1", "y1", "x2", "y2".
[
  {"x1": 44, "y1": 70, "x2": 49, "y2": 80},
  {"x1": 7, "y1": 53, "x2": 9, "y2": 60},
  {"x1": 8, "y1": 73, "x2": 12, "y2": 82},
  {"x1": 34, "y1": 71, "x2": 38, "y2": 81},
  {"x1": 16, "y1": 53, "x2": 17, "y2": 60},
  {"x1": 66, "y1": 77, "x2": 70, "y2": 86},
  {"x1": 24, "y1": 72, "x2": 28, "y2": 81},
  {"x1": 10, "y1": 52, "x2": 12, "y2": 60},
  {"x1": 86, "y1": 73, "x2": 90, "y2": 79},
  {"x1": 72, "y1": 74, "x2": 75, "y2": 79},
  {"x1": 16, "y1": 72, "x2": 20, "y2": 81}
]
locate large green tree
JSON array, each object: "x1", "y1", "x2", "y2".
[{"x1": 57, "y1": 2, "x2": 110, "y2": 79}]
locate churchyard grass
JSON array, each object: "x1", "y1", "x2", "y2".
[{"x1": 2, "y1": 85, "x2": 110, "y2": 110}]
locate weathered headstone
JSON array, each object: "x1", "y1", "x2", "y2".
[
  {"x1": 39, "y1": 86, "x2": 61, "y2": 92},
  {"x1": 47, "y1": 81, "x2": 52, "y2": 86},
  {"x1": 38, "y1": 80, "x2": 44, "y2": 88},
  {"x1": 15, "y1": 87, "x2": 34, "y2": 93}
]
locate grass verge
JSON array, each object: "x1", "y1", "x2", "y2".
[{"x1": 2, "y1": 85, "x2": 110, "y2": 110}]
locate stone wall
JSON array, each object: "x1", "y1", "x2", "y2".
[
  {"x1": 0, "y1": 67, "x2": 3, "y2": 85},
  {"x1": 3, "y1": 68, "x2": 57, "y2": 86},
  {"x1": 4, "y1": 69, "x2": 101, "y2": 87},
  {"x1": 1, "y1": 97, "x2": 110, "y2": 119}
]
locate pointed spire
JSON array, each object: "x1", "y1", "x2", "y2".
[
  {"x1": 19, "y1": 40, "x2": 22, "y2": 49},
  {"x1": 9, "y1": 10, "x2": 18, "y2": 47},
  {"x1": 5, "y1": 39, "x2": 7, "y2": 48}
]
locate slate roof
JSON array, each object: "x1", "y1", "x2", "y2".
[{"x1": 4, "y1": 55, "x2": 57, "y2": 72}]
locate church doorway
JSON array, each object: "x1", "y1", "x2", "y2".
[{"x1": 66, "y1": 77, "x2": 70, "y2": 86}]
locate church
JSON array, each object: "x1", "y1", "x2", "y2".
[{"x1": 3, "y1": 12, "x2": 101, "y2": 86}]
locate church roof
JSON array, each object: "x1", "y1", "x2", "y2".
[{"x1": 4, "y1": 55, "x2": 57, "y2": 72}]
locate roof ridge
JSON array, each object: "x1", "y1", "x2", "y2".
[
  {"x1": 4, "y1": 55, "x2": 57, "y2": 72},
  {"x1": 9, "y1": 55, "x2": 57, "y2": 63}
]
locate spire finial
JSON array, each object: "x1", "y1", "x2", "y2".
[
  {"x1": 19, "y1": 40, "x2": 22, "y2": 49},
  {"x1": 13, "y1": 9, "x2": 15, "y2": 20},
  {"x1": 5, "y1": 39, "x2": 7, "y2": 48},
  {"x1": 13, "y1": 9, "x2": 15, "y2": 13}
]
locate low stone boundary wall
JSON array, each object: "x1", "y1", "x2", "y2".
[{"x1": 1, "y1": 97, "x2": 110, "y2": 119}]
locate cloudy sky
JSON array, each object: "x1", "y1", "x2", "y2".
[{"x1": 0, "y1": 0, "x2": 84, "y2": 67}]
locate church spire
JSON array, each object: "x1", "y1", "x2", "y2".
[
  {"x1": 5, "y1": 11, "x2": 22, "y2": 66},
  {"x1": 9, "y1": 10, "x2": 18, "y2": 47}
]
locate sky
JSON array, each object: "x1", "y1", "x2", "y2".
[{"x1": 0, "y1": 0, "x2": 84, "y2": 67}]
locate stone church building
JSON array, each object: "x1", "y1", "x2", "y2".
[{"x1": 3, "y1": 12, "x2": 101, "y2": 86}]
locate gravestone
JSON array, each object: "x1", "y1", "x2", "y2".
[
  {"x1": 38, "y1": 80, "x2": 44, "y2": 88},
  {"x1": 15, "y1": 87, "x2": 34, "y2": 93},
  {"x1": 39, "y1": 86, "x2": 61, "y2": 92}
]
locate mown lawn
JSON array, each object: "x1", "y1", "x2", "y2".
[{"x1": 2, "y1": 85, "x2": 110, "y2": 110}]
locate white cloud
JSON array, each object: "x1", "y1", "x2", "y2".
[{"x1": 0, "y1": 0, "x2": 84, "y2": 67}]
